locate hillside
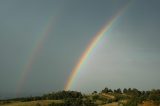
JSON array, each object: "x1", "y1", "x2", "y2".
[{"x1": 0, "y1": 87, "x2": 160, "y2": 106}]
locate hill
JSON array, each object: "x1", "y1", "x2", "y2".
[{"x1": 0, "y1": 87, "x2": 160, "y2": 106}]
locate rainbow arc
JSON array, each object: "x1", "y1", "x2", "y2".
[{"x1": 65, "y1": 3, "x2": 130, "y2": 91}]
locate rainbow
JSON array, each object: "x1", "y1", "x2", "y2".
[
  {"x1": 65, "y1": 3, "x2": 131, "y2": 91},
  {"x1": 16, "y1": 16, "x2": 55, "y2": 96}
]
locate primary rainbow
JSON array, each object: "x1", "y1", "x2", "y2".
[{"x1": 65, "y1": 3, "x2": 130, "y2": 91}]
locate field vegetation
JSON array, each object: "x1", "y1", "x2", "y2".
[{"x1": 1, "y1": 87, "x2": 160, "y2": 106}]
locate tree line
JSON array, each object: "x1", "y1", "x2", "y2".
[{"x1": 1, "y1": 87, "x2": 160, "y2": 106}]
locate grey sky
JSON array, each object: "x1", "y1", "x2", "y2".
[{"x1": 0, "y1": 0, "x2": 160, "y2": 98}]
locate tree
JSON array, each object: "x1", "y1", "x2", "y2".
[
  {"x1": 114, "y1": 88, "x2": 121, "y2": 93},
  {"x1": 123, "y1": 88, "x2": 127, "y2": 93},
  {"x1": 102, "y1": 87, "x2": 109, "y2": 93},
  {"x1": 92, "y1": 91, "x2": 97, "y2": 94}
]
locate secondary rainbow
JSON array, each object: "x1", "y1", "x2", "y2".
[
  {"x1": 16, "y1": 16, "x2": 55, "y2": 96},
  {"x1": 65, "y1": 3, "x2": 130, "y2": 91}
]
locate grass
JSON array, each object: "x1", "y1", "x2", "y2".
[
  {"x1": 0, "y1": 100, "x2": 63, "y2": 106},
  {"x1": 102, "y1": 102, "x2": 118, "y2": 106}
]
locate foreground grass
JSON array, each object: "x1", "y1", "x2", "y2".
[
  {"x1": 102, "y1": 102, "x2": 118, "y2": 106},
  {"x1": 0, "y1": 100, "x2": 63, "y2": 106},
  {"x1": 1, "y1": 98, "x2": 159, "y2": 106}
]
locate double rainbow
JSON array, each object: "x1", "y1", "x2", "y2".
[{"x1": 16, "y1": 2, "x2": 131, "y2": 96}]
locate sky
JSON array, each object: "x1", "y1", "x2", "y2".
[{"x1": 0, "y1": 0, "x2": 160, "y2": 99}]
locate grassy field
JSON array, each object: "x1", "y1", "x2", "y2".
[
  {"x1": 102, "y1": 102, "x2": 118, "y2": 106},
  {"x1": 0, "y1": 100, "x2": 63, "y2": 106},
  {"x1": 1, "y1": 99, "x2": 159, "y2": 106}
]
